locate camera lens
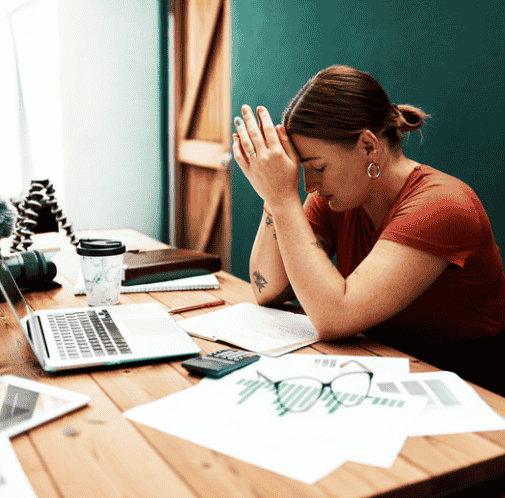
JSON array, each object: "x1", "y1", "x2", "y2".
[{"x1": 4, "y1": 250, "x2": 57, "y2": 289}]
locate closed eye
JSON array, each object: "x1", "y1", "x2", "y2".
[{"x1": 302, "y1": 163, "x2": 326, "y2": 173}]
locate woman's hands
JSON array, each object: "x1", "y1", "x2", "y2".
[{"x1": 232, "y1": 105, "x2": 301, "y2": 212}]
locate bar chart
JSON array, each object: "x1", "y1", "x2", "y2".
[
  {"x1": 235, "y1": 378, "x2": 407, "y2": 416},
  {"x1": 376, "y1": 378, "x2": 462, "y2": 408}
]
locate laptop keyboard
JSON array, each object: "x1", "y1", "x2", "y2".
[{"x1": 47, "y1": 310, "x2": 132, "y2": 360}]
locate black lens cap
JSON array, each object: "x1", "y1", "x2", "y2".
[{"x1": 76, "y1": 239, "x2": 126, "y2": 257}]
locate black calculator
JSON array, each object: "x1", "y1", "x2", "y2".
[{"x1": 181, "y1": 349, "x2": 260, "y2": 378}]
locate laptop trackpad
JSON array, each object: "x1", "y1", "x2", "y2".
[{"x1": 121, "y1": 318, "x2": 177, "y2": 337}]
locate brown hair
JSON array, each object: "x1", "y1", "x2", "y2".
[{"x1": 282, "y1": 65, "x2": 429, "y2": 150}]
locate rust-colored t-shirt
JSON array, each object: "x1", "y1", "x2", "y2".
[{"x1": 304, "y1": 165, "x2": 505, "y2": 342}]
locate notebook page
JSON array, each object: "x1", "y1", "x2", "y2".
[
  {"x1": 178, "y1": 302, "x2": 318, "y2": 356},
  {"x1": 74, "y1": 271, "x2": 219, "y2": 295}
]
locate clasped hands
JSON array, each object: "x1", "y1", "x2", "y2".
[{"x1": 233, "y1": 105, "x2": 301, "y2": 213}]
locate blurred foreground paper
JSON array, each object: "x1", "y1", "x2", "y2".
[{"x1": 0, "y1": 437, "x2": 38, "y2": 498}]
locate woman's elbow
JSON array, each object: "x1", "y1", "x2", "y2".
[
  {"x1": 254, "y1": 292, "x2": 271, "y2": 307},
  {"x1": 251, "y1": 282, "x2": 277, "y2": 307},
  {"x1": 315, "y1": 324, "x2": 342, "y2": 342},
  {"x1": 312, "y1": 316, "x2": 361, "y2": 342}
]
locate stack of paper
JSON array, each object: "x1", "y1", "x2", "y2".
[
  {"x1": 124, "y1": 355, "x2": 505, "y2": 484},
  {"x1": 178, "y1": 302, "x2": 319, "y2": 356}
]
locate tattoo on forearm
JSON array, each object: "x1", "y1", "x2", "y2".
[
  {"x1": 253, "y1": 271, "x2": 268, "y2": 293},
  {"x1": 263, "y1": 214, "x2": 278, "y2": 239}
]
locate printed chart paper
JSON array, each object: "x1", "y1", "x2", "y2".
[
  {"x1": 372, "y1": 371, "x2": 505, "y2": 436},
  {"x1": 248, "y1": 354, "x2": 409, "y2": 382},
  {"x1": 124, "y1": 356, "x2": 421, "y2": 483}
]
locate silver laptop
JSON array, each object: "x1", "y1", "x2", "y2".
[{"x1": 0, "y1": 255, "x2": 201, "y2": 372}]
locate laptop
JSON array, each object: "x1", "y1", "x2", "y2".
[{"x1": 0, "y1": 254, "x2": 201, "y2": 372}]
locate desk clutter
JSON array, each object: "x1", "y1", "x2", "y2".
[
  {"x1": 74, "y1": 247, "x2": 221, "y2": 295},
  {"x1": 121, "y1": 247, "x2": 221, "y2": 286},
  {"x1": 124, "y1": 355, "x2": 505, "y2": 484},
  {"x1": 74, "y1": 271, "x2": 219, "y2": 295},
  {"x1": 8, "y1": 179, "x2": 78, "y2": 252},
  {"x1": 3, "y1": 228, "x2": 505, "y2": 497}
]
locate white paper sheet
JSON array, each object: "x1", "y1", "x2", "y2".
[
  {"x1": 248, "y1": 354, "x2": 409, "y2": 382},
  {"x1": 178, "y1": 303, "x2": 319, "y2": 356},
  {"x1": 372, "y1": 371, "x2": 505, "y2": 437},
  {"x1": 0, "y1": 437, "x2": 38, "y2": 498},
  {"x1": 124, "y1": 356, "x2": 421, "y2": 483}
]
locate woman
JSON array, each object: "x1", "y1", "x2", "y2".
[{"x1": 232, "y1": 65, "x2": 505, "y2": 394}]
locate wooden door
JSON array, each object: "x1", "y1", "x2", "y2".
[{"x1": 171, "y1": 0, "x2": 231, "y2": 271}]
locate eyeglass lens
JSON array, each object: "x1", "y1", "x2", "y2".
[
  {"x1": 275, "y1": 371, "x2": 371, "y2": 413},
  {"x1": 330, "y1": 371, "x2": 371, "y2": 407}
]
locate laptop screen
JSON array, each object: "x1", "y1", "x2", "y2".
[{"x1": 0, "y1": 255, "x2": 37, "y2": 346}]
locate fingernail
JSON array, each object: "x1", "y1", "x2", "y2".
[
  {"x1": 234, "y1": 117, "x2": 243, "y2": 127},
  {"x1": 241, "y1": 105, "x2": 249, "y2": 114},
  {"x1": 257, "y1": 106, "x2": 265, "y2": 114},
  {"x1": 232, "y1": 133, "x2": 238, "y2": 141}
]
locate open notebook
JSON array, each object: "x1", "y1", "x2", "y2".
[{"x1": 74, "y1": 271, "x2": 219, "y2": 295}]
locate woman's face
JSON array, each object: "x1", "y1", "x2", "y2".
[{"x1": 291, "y1": 134, "x2": 374, "y2": 212}]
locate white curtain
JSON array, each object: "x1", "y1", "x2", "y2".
[{"x1": 0, "y1": 0, "x2": 64, "y2": 200}]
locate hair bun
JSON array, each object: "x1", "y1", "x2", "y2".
[{"x1": 396, "y1": 104, "x2": 430, "y2": 132}]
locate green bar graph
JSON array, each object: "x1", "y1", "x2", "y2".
[{"x1": 236, "y1": 379, "x2": 408, "y2": 416}]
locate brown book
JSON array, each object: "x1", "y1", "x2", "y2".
[{"x1": 122, "y1": 248, "x2": 221, "y2": 286}]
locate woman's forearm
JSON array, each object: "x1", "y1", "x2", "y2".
[
  {"x1": 249, "y1": 208, "x2": 293, "y2": 305},
  {"x1": 270, "y1": 199, "x2": 349, "y2": 338}
]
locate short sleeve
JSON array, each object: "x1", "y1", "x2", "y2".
[{"x1": 380, "y1": 183, "x2": 483, "y2": 268}]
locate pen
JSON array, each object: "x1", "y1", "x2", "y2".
[{"x1": 169, "y1": 299, "x2": 226, "y2": 314}]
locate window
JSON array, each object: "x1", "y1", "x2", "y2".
[{"x1": 0, "y1": 0, "x2": 64, "y2": 199}]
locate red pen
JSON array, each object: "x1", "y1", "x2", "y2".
[{"x1": 169, "y1": 299, "x2": 226, "y2": 314}]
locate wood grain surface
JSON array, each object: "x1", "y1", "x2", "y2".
[{"x1": 2, "y1": 229, "x2": 505, "y2": 498}]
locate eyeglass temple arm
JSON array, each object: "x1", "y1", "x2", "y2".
[
  {"x1": 339, "y1": 359, "x2": 373, "y2": 375},
  {"x1": 257, "y1": 371, "x2": 277, "y2": 385}
]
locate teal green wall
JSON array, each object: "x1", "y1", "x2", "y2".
[{"x1": 230, "y1": 0, "x2": 505, "y2": 281}]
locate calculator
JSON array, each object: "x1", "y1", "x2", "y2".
[{"x1": 181, "y1": 349, "x2": 260, "y2": 378}]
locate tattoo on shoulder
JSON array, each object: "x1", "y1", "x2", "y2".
[
  {"x1": 265, "y1": 215, "x2": 273, "y2": 227},
  {"x1": 253, "y1": 271, "x2": 268, "y2": 293}
]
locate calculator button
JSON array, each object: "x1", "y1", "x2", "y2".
[
  {"x1": 207, "y1": 357, "x2": 235, "y2": 364},
  {"x1": 181, "y1": 349, "x2": 260, "y2": 378}
]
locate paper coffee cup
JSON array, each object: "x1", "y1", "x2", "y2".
[{"x1": 77, "y1": 239, "x2": 126, "y2": 306}]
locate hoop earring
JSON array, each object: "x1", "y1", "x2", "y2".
[{"x1": 367, "y1": 162, "x2": 380, "y2": 179}]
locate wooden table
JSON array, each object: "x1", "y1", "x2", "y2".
[{"x1": 2, "y1": 228, "x2": 505, "y2": 498}]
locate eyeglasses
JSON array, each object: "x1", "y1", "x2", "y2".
[{"x1": 257, "y1": 360, "x2": 373, "y2": 415}]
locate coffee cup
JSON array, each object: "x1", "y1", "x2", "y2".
[{"x1": 76, "y1": 239, "x2": 126, "y2": 306}]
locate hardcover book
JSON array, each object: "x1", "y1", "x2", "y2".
[{"x1": 122, "y1": 248, "x2": 222, "y2": 286}]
